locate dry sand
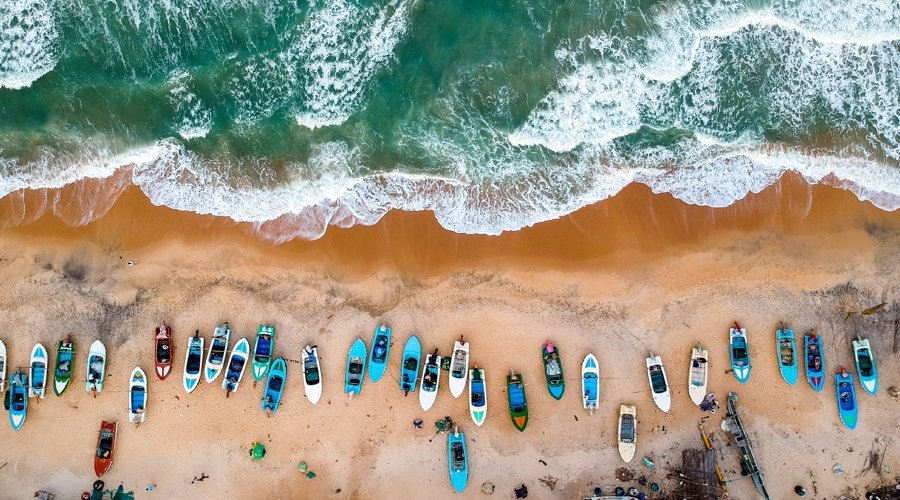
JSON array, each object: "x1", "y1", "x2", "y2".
[{"x1": 0, "y1": 173, "x2": 899, "y2": 499}]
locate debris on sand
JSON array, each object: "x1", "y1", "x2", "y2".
[
  {"x1": 538, "y1": 476, "x2": 557, "y2": 491},
  {"x1": 616, "y1": 467, "x2": 636, "y2": 481}
]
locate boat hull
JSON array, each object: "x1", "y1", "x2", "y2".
[
  {"x1": 129, "y1": 367, "x2": 147, "y2": 423},
  {"x1": 301, "y1": 346, "x2": 323, "y2": 405},
  {"x1": 804, "y1": 334, "x2": 826, "y2": 392},
  {"x1": 261, "y1": 357, "x2": 287, "y2": 413},
  {"x1": 251, "y1": 325, "x2": 276, "y2": 382},
  {"x1": 852, "y1": 339, "x2": 878, "y2": 396},
  {"x1": 506, "y1": 373, "x2": 528, "y2": 431},
  {"x1": 0, "y1": 339, "x2": 6, "y2": 393},
  {"x1": 400, "y1": 336, "x2": 421, "y2": 394},
  {"x1": 468, "y1": 368, "x2": 487, "y2": 426},
  {"x1": 447, "y1": 430, "x2": 469, "y2": 493},
  {"x1": 835, "y1": 371, "x2": 858, "y2": 430},
  {"x1": 419, "y1": 354, "x2": 441, "y2": 410},
  {"x1": 617, "y1": 405, "x2": 637, "y2": 463},
  {"x1": 646, "y1": 355, "x2": 671, "y2": 413},
  {"x1": 8, "y1": 370, "x2": 28, "y2": 430},
  {"x1": 154, "y1": 324, "x2": 173, "y2": 380},
  {"x1": 29, "y1": 343, "x2": 48, "y2": 399},
  {"x1": 85, "y1": 340, "x2": 107, "y2": 393},
  {"x1": 222, "y1": 338, "x2": 250, "y2": 395},
  {"x1": 776, "y1": 328, "x2": 798, "y2": 386},
  {"x1": 542, "y1": 342, "x2": 564, "y2": 400},
  {"x1": 345, "y1": 338, "x2": 367, "y2": 395},
  {"x1": 581, "y1": 353, "x2": 599, "y2": 411},
  {"x1": 94, "y1": 420, "x2": 117, "y2": 477},
  {"x1": 368, "y1": 325, "x2": 392, "y2": 383},
  {"x1": 204, "y1": 323, "x2": 231, "y2": 384},
  {"x1": 182, "y1": 336, "x2": 204, "y2": 394},
  {"x1": 448, "y1": 340, "x2": 469, "y2": 399},
  {"x1": 729, "y1": 328, "x2": 751, "y2": 384},
  {"x1": 688, "y1": 346, "x2": 708, "y2": 405},
  {"x1": 53, "y1": 339, "x2": 76, "y2": 396}
]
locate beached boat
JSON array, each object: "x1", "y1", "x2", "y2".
[
  {"x1": 469, "y1": 367, "x2": 487, "y2": 426},
  {"x1": 419, "y1": 350, "x2": 441, "y2": 411},
  {"x1": 507, "y1": 370, "x2": 528, "y2": 431},
  {"x1": 368, "y1": 324, "x2": 391, "y2": 383},
  {"x1": 29, "y1": 343, "x2": 48, "y2": 399},
  {"x1": 582, "y1": 353, "x2": 599, "y2": 413},
  {"x1": 776, "y1": 325, "x2": 798, "y2": 386},
  {"x1": 0, "y1": 339, "x2": 6, "y2": 393},
  {"x1": 646, "y1": 354, "x2": 670, "y2": 413},
  {"x1": 541, "y1": 341, "x2": 564, "y2": 400},
  {"x1": 400, "y1": 335, "x2": 421, "y2": 395},
  {"x1": 345, "y1": 338, "x2": 367, "y2": 396},
  {"x1": 251, "y1": 325, "x2": 276, "y2": 382},
  {"x1": 53, "y1": 336, "x2": 76, "y2": 396},
  {"x1": 85, "y1": 340, "x2": 107, "y2": 394},
  {"x1": 617, "y1": 404, "x2": 637, "y2": 463},
  {"x1": 222, "y1": 338, "x2": 249, "y2": 397},
  {"x1": 261, "y1": 357, "x2": 287, "y2": 414},
  {"x1": 688, "y1": 343, "x2": 708, "y2": 405},
  {"x1": 182, "y1": 333, "x2": 204, "y2": 394},
  {"x1": 128, "y1": 367, "x2": 147, "y2": 423},
  {"x1": 8, "y1": 369, "x2": 28, "y2": 430},
  {"x1": 448, "y1": 338, "x2": 469, "y2": 398},
  {"x1": 301, "y1": 345, "x2": 322, "y2": 405},
  {"x1": 447, "y1": 426, "x2": 469, "y2": 493},
  {"x1": 94, "y1": 420, "x2": 117, "y2": 477},
  {"x1": 204, "y1": 322, "x2": 231, "y2": 384},
  {"x1": 835, "y1": 369, "x2": 858, "y2": 430},
  {"x1": 729, "y1": 324, "x2": 751, "y2": 383},
  {"x1": 804, "y1": 330, "x2": 826, "y2": 392},
  {"x1": 852, "y1": 338, "x2": 878, "y2": 396},
  {"x1": 154, "y1": 323, "x2": 173, "y2": 380}
]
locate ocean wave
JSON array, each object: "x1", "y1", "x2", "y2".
[{"x1": 0, "y1": 0, "x2": 58, "y2": 89}]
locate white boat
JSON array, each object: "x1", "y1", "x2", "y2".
[
  {"x1": 448, "y1": 339, "x2": 469, "y2": 398},
  {"x1": 419, "y1": 351, "x2": 441, "y2": 411},
  {"x1": 617, "y1": 405, "x2": 637, "y2": 463},
  {"x1": 29, "y1": 343, "x2": 48, "y2": 399},
  {"x1": 468, "y1": 367, "x2": 487, "y2": 426},
  {"x1": 646, "y1": 354, "x2": 671, "y2": 413},
  {"x1": 204, "y1": 322, "x2": 231, "y2": 384},
  {"x1": 688, "y1": 344, "x2": 708, "y2": 405},
  {"x1": 582, "y1": 353, "x2": 600, "y2": 412},
  {"x1": 0, "y1": 339, "x2": 6, "y2": 392},
  {"x1": 183, "y1": 334, "x2": 204, "y2": 394},
  {"x1": 129, "y1": 367, "x2": 147, "y2": 423},
  {"x1": 85, "y1": 340, "x2": 107, "y2": 393},
  {"x1": 222, "y1": 338, "x2": 250, "y2": 396},
  {"x1": 301, "y1": 345, "x2": 323, "y2": 405}
]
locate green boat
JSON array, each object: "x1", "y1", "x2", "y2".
[
  {"x1": 251, "y1": 325, "x2": 276, "y2": 382},
  {"x1": 541, "y1": 340, "x2": 564, "y2": 400},
  {"x1": 53, "y1": 336, "x2": 76, "y2": 396},
  {"x1": 507, "y1": 370, "x2": 528, "y2": 432}
]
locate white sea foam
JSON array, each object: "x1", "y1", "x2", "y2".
[
  {"x1": 168, "y1": 72, "x2": 213, "y2": 139},
  {"x1": 0, "y1": 0, "x2": 58, "y2": 89}
]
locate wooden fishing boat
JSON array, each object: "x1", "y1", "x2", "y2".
[
  {"x1": 646, "y1": 354, "x2": 670, "y2": 413},
  {"x1": 94, "y1": 420, "x2": 117, "y2": 477},
  {"x1": 53, "y1": 335, "x2": 76, "y2": 396},
  {"x1": 85, "y1": 340, "x2": 107, "y2": 394},
  {"x1": 447, "y1": 426, "x2": 469, "y2": 493},
  {"x1": 345, "y1": 338, "x2": 367, "y2": 396},
  {"x1": 301, "y1": 345, "x2": 322, "y2": 405},
  {"x1": 688, "y1": 343, "x2": 708, "y2": 405},
  {"x1": 251, "y1": 325, "x2": 276, "y2": 382},
  {"x1": 182, "y1": 333, "x2": 204, "y2": 394},
  {"x1": 204, "y1": 322, "x2": 231, "y2": 384},
  {"x1": 419, "y1": 350, "x2": 441, "y2": 411},
  {"x1": 468, "y1": 367, "x2": 487, "y2": 426},
  {"x1": 506, "y1": 370, "x2": 528, "y2": 431},
  {"x1": 368, "y1": 324, "x2": 391, "y2": 383},
  {"x1": 617, "y1": 404, "x2": 637, "y2": 463},
  {"x1": 261, "y1": 357, "x2": 287, "y2": 414},
  {"x1": 729, "y1": 323, "x2": 751, "y2": 383},
  {"x1": 776, "y1": 324, "x2": 798, "y2": 385},
  {"x1": 804, "y1": 330, "x2": 826, "y2": 392},
  {"x1": 852, "y1": 338, "x2": 878, "y2": 396},
  {"x1": 448, "y1": 338, "x2": 469, "y2": 398},
  {"x1": 400, "y1": 336, "x2": 421, "y2": 395},
  {"x1": 8, "y1": 368, "x2": 28, "y2": 430},
  {"x1": 128, "y1": 367, "x2": 147, "y2": 423},
  {"x1": 222, "y1": 338, "x2": 249, "y2": 396},
  {"x1": 581, "y1": 353, "x2": 599, "y2": 413},
  {"x1": 541, "y1": 341, "x2": 564, "y2": 400},
  {"x1": 154, "y1": 323, "x2": 173, "y2": 380},
  {"x1": 835, "y1": 369, "x2": 858, "y2": 430},
  {"x1": 29, "y1": 343, "x2": 48, "y2": 399}
]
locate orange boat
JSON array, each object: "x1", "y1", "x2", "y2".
[
  {"x1": 94, "y1": 421, "x2": 117, "y2": 477},
  {"x1": 155, "y1": 323, "x2": 173, "y2": 380}
]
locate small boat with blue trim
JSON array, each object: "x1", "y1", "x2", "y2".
[
  {"x1": 776, "y1": 323, "x2": 798, "y2": 385},
  {"x1": 852, "y1": 338, "x2": 878, "y2": 396},
  {"x1": 835, "y1": 368, "x2": 858, "y2": 430},
  {"x1": 804, "y1": 330, "x2": 826, "y2": 392},
  {"x1": 729, "y1": 323, "x2": 751, "y2": 383}
]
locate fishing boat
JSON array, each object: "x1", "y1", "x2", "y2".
[
  {"x1": 419, "y1": 350, "x2": 441, "y2": 411},
  {"x1": 53, "y1": 336, "x2": 76, "y2": 396},
  {"x1": 368, "y1": 324, "x2": 391, "y2": 383},
  {"x1": 251, "y1": 325, "x2": 276, "y2": 382},
  {"x1": 8, "y1": 368, "x2": 28, "y2": 430},
  {"x1": 29, "y1": 343, "x2": 48, "y2": 399},
  {"x1": 301, "y1": 345, "x2": 322, "y2": 405},
  {"x1": 448, "y1": 338, "x2": 469, "y2": 398},
  {"x1": 729, "y1": 323, "x2": 751, "y2": 383},
  {"x1": 541, "y1": 341, "x2": 564, "y2": 400},
  {"x1": 804, "y1": 330, "x2": 826, "y2": 392},
  {"x1": 447, "y1": 426, "x2": 469, "y2": 493},
  {"x1": 85, "y1": 340, "x2": 107, "y2": 394},
  {"x1": 128, "y1": 367, "x2": 147, "y2": 423},
  {"x1": 154, "y1": 323, "x2": 173, "y2": 380},
  {"x1": 617, "y1": 405, "x2": 637, "y2": 463},
  {"x1": 182, "y1": 333, "x2": 204, "y2": 394},
  {"x1": 222, "y1": 338, "x2": 250, "y2": 397},
  {"x1": 506, "y1": 370, "x2": 528, "y2": 431},
  {"x1": 688, "y1": 343, "x2": 708, "y2": 405},
  {"x1": 94, "y1": 420, "x2": 117, "y2": 477},
  {"x1": 261, "y1": 357, "x2": 287, "y2": 414},
  {"x1": 400, "y1": 335, "x2": 421, "y2": 395},
  {"x1": 345, "y1": 338, "x2": 367, "y2": 396},
  {"x1": 776, "y1": 324, "x2": 798, "y2": 385},
  {"x1": 581, "y1": 353, "x2": 599, "y2": 413},
  {"x1": 204, "y1": 322, "x2": 231, "y2": 384},
  {"x1": 469, "y1": 367, "x2": 487, "y2": 426},
  {"x1": 646, "y1": 354, "x2": 670, "y2": 413},
  {"x1": 835, "y1": 369, "x2": 858, "y2": 430},
  {"x1": 0, "y1": 339, "x2": 6, "y2": 393},
  {"x1": 852, "y1": 338, "x2": 878, "y2": 396}
]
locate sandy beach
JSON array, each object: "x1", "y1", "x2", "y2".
[{"x1": 1, "y1": 173, "x2": 899, "y2": 499}]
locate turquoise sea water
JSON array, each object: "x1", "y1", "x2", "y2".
[{"x1": 1, "y1": 0, "x2": 899, "y2": 241}]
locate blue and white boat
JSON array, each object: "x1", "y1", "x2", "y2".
[
  {"x1": 29, "y1": 343, "x2": 48, "y2": 399},
  {"x1": 222, "y1": 338, "x2": 250, "y2": 396},
  {"x1": 182, "y1": 333, "x2": 204, "y2": 394},
  {"x1": 835, "y1": 369, "x2": 858, "y2": 430},
  {"x1": 776, "y1": 324, "x2": 798, "y2": 385},
  {"x1": 447, "y1": 426, "x2": 469, "y2": 493},
  {"x1": 400, "y1": 335, "x2": 421, "y2": 395},
  {"x1": 468, "y1": 367, "x2": 487, "y2": 426},
  {"x1": 368, "y1": 324, "x2": 391, "y2": 383},
  {"x1": 852, "y1": 338, "x2": 878, "y2": 396},
  {"x1": 129, "y1": 367, "x2": 147, "y2": 423},
  {"x1": 582, "y1": 353, "x2": 599, "y2": 413},
  {"x1": 204, "y1": 322, "x2": 231, "y2": 384},
  {"x1": 419, "y1": 350, "x2": 441, "y2": 411},
  {"x1": 729, "y1": 324, "x2": 751, "y2": 383},
  {"x1": 261, "y1": 357, "x2": 287, "y2": 414},
  {"x1": 8, "y1": 369, "x2": 28, "y2": 430},
  {"x1": 804, "y1": 331, "x2": 826, "y2": 392},
  {"x1": 345, "y1": 338, "x2": 367, "y2": 396}
]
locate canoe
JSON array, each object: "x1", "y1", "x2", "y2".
[
  {"x1": 261, "y1": 357, "x2": 287, "y2": 414},
  {"x1": 8, "y1": 368, "x2": 28, "y2": 430},
  {"x1": 688, "y1": 343, "x2": 708, "y2": 405},
  {"x1": 345, "y1": 338, "x2": 367, "y2": 396},
  {"x1": 29, "y1": 343, "x2": 48, "y2": 399},
  {"x1": 582, "y1": 353, "x2": 599, "y2": 412},
  {"x1": 804, "y1": 331, "x2": 826, "y2": 392},
  {"x1": 617, "y1": 404, "x2": 637, "y2": 463},
  {"x1": 541, "y1": 341, "x2": 564, "y2": 400},
  {"x1": 301, "y1": 345, "x2": 323, "y2": 405},
  {"x1": 251, "y1": 325, "x2": 276, "y2": 382},
  {"x1": 53, "y1": 336, "x2": 76, "y2": 396},
  {"x1": 448, "y1": 338, "x2": 469, "y2": 398},
  {"x1": 368, "y1": 324, "x2": 391, "y2": 383},
  {"x1": 182, "y1": 333, "x2": 204, "y2": 394},
  {"x1": 507, "y1": 370, "x2": 528, "y2": 431},
  {"x1": 835, "y1": 369, "x2": 858, "y2": 430},
  {"x1": 646, "y1": 354, "x2": 670, "y2": 413},
  {"x1": 94, "y1": 420, "x2": 117, "y2": 477},
  {"x1": 400, "y1": 335, "x2": 421, "y2": 395},
  {"x1": 469, "y1": 367, "x2": 487, "y2": 426},
  {"x1": 85, "y1": 340, "x2": 107, "y2": 394},
  {"x1": 729, "y1": 324, "x2": 751, "y2": 383},
  {"x1": 204, "y1": 322, "x2": 231, "y2": 384},
  {"x1": 129, "y1": 367, "x2": 147, "y2": 423},
  {"x1": 447, "y1": 426, "x2": 469, "y2": 493},
  {"x1": 776, "y1": 325, "x2": 798, "y2": 385},
  {"x1": 222, "y1": 338, "x2": 250, "y2": 396},
  {"x1": 419, "y1": 350, "x2": 441, "y2": 411},
  {"x1": 852, "y1": 338, "x2": 878, "y2": 396},
  {"x1": 154, "y1": 323, "x2": 173, "y2": 380},
  {"x1": 0, "y1": 338, "x2": 7, "y2": 393}
]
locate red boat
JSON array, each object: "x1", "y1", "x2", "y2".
[
  {"x1": 94, "y1": 420, "x2": 117, "y2": 477},
  {"x1": 155, "y1": 322, "x2": 173, "y2": 380}
]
